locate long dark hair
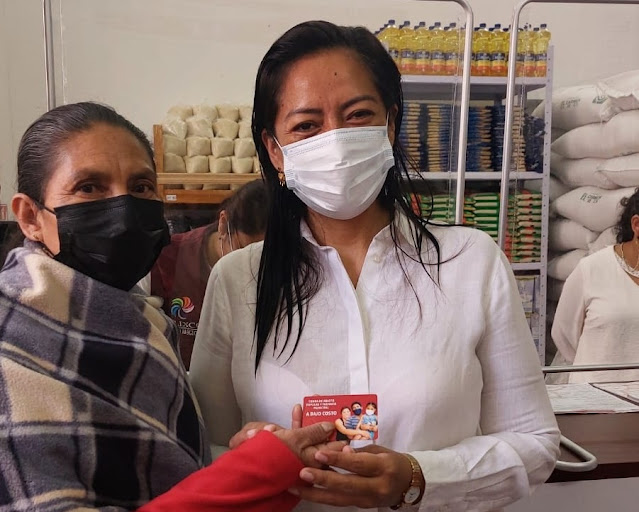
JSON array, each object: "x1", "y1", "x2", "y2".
[
  {"x1": 2, "y1": 102, "x2": 155, "y2": 264},
  {"x1": 252, "y1": 21, "x2": 440, "y2": 371},
  {"x1": 615, "y1": 188, "x2": 639, "y2": 243}
]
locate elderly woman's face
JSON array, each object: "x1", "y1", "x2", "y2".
[
  {"x1": 262, "y1": 48, "x2": 396, "y2": 169},
  {"x1": 38, "y1": 123, "x2": 158, "y2": 254}
]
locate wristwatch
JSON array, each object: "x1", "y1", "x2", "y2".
[{"x1": 390, "y1": 453, "x2": 425, "y2": 509}]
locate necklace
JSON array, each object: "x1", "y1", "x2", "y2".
[{"x1": 616, "y1": 240, "x2": 639, "y2": 278}]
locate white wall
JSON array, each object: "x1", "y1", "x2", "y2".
[
  {"x1": 0, "y1": 0, "x2": 47, "y2": 210},
  {"x1": 1, "y1": 0, "x2": 639, "y2": 209}
]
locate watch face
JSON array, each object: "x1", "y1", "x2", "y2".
[{"x1": 405, "y1": 486, "x2": 421, "y2": 504}]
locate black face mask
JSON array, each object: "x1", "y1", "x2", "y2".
[{"x1": 42, "y1": 195, "x2": 170, "y2": 291}]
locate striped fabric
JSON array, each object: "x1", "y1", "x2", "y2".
[{"x1": 0, "y1": 241, "x2": 211, "y2": 511}]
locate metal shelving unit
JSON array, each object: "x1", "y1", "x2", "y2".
[
  {"x1": 402, "y1": 53, "x2": 554, "y2": 363},
  {"x1": 402, "y1": 75, "x2": 547, "y2": 100},
  {"x1": 409, "y1": 171, "x2": 544, "y2": 181}
]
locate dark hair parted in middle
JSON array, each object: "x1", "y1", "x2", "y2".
[
  {"x1": 251, "y1": 20, "x2": 440, "y2": 371},
  {"x1": 218, "y1": 180, "x2": 268, "y2": 236},
  {"x1": 615, "y1": 188, "x2": 639, "y2": 243}
]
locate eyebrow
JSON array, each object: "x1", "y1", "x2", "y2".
[
  {"x1": 128, "y1": 169, "x2": 157, "y2": 182},
  {"x1": 284, "y1": 94, "x2": 379, "y2": 120},
  {"x1": 69, "y1": 168, "x2": 156, "y2": 183}
]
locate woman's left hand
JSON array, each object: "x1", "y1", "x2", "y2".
[{"x1": 290, "y1": 444, "x2": 413, "y2": 508}]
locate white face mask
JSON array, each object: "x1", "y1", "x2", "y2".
[{"x1": 277, "y1": 125, "x2": 395, "y2": 220}]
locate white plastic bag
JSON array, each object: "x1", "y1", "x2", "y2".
[
  {"x1": 597, "y1": 153, "x2": 639, "y2": 188},
  {"x1": 548, "y1": 249, "x2": 587, "y2": 281},
  {"x1": 549, "y1": 218, "x2": 598, "y2": 252},
  {"x1": 550, "y1": 153, "x2": 616, "y2": 189},
  {"x1": 552, "y1": 110, "x2": 639, "y2": 160},
  {"x1": 552, "y1": 186, "x2": 635, "y2": 232}
]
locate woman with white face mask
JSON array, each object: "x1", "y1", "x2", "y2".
[{"x1": 190, "y1": 21, "x2": 559, "y2": 512}]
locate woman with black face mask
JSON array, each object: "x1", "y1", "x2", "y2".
[{"x1": 0, "y1": 102, "x2": 344, "y2": 511}]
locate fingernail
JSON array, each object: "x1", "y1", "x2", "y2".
[
  {"x1": 263, "y1": 424, "x2": 276, "y2": 432},
  {"x1": 288, "y1": 487, "x2": 300, "y2": 496},
  {"x1": 321, "y1": 422, "x2": 334, "y2": 433},
  {"x1": 246, "y1": 429, "x2": 257, "y2": 439},
  {"x1": 300, "y1": 469, "x2": 315, "y2": 482},
  {"x1": 315, "y1": 451, "x2": 329, "y2": 464}
]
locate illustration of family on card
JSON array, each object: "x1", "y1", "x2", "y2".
[{"x1": 334, "y1": 401, "x2": 379, "y2": 442}]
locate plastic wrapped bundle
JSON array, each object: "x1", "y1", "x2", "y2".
[
  {"x1": 234, "y1": 138, "x2": 256, "y2": 158},
  {"x1": 205, "y1": 156, "x2": 232, "y2": 190},
  {"x1": 163, "y1": 135, "x2": 186, "y2": 156},
  {"x1": 213, "y1": 119, "x2": 239, "y2": 139},
  {"x1": 163, "y1": 153, "x2": 186, "y2": 172},
  {"x1": 167, "y1": 105, "x2": 193, "y2": 121},
  {"x1": 186, "y1": 136, "x2": 211, "y2": 156},
  {"x1": 186, "y1": 116, "x2": 214, "y2": 138},
  {"x1": 216, "y1": 104, "x2": 240, "y2": 122},
  {"x1": 231, "y1": 156, "x2": 254, "y2": 174},
  {"x1": 162, "y1": 117, "x2": 187, "y2": 139},
  {"x1": 211, "y1": 138, "x2": 234, "y2": 158},
  {"x1": 193, "y1": 104, "x2": 218, "y2": 122},
  {"x1": 238, "y1": 121, "x2": 252, "y2": 139},
  {"x1": 239, "y1": 105, "x2": 253, "y2": 121}
]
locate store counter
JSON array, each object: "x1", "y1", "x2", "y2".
[
  {"x1": 549, "y1": 412, "x2": 639, "y2": 482},
  {"x1": 507, "y1": 411, "x2": 639, "y2": 512}
]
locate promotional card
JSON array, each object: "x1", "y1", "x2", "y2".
[{"x1": 302, "y1": 394, "x2": 379, "y2": 443}]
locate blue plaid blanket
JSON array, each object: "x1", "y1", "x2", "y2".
[{"x1": 0, "y1": 241, "x2": 211, "y2": 511}]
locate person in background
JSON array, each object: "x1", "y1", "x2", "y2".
[
  {"x1": 552, "y1": 188, "x2": 639, "y2": 383},
  {"x1": 150, "y1": 180, "x2": 267, "y2": 368},
  {"x1": 191, "y1": 21, "x2": 559, "y2": 511},
  {"x1": 0, "y1": 101, "x2": 344, "y2": 511},
  {"x1": 345, "y1": 401, "x2": 362, "y2": 432},
  {"x1": 357, "y1": 402, "x2": 378, "y2": 440},
  {"x1": 334, "y1": 406, "x2": 368, "y2": 442}
]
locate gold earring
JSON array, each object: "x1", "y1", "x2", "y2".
[{"x1": 277, "y1": 168, "x2": 286, "y2": 187}]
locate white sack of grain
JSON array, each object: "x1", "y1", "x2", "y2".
[
  {"x1": 231, "y1": 156, "x2": 254, "y2": 174},
  {"x1": 211, "y1": 137, "x2": 234, "y2": 158},
  {"x1": 163, "y1": 153, "x2": 186, "y2": 172},
  {"x1": 234, "y1": 138, "x2": 256, "y2": 158},
  {"x1": 163, "y1": 135, "x2": 186, "y2": 157},
  {"x1": 186, "y1": 115, "x2": 214, "y2": 138}
]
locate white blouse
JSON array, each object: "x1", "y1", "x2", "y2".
[
  {"x1": 190, "y1": 217, "x2": 559, "y2": 512},
  {"x1": 552, "y1": 245, "x2": 639, "y2": 383}
]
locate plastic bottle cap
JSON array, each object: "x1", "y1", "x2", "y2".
[
  {"x1": 495, "y1": 23, "x2": 502, "y2": 28},
  {"x1": 419, "y1": 21, "x2": 426, "y2": 27},
  {"x1": 479, "y1": 23, "x2": 487, "y2": 28},
  {"x1": 450, "y1": 22, "x2": 457, "y2": 28},
  {"x1": 541, "y1": 23, "x2": 547, "y2": 28},
  {"x1": 389, "y1": 19, "x2": 396, "y2": 24},
  {"x1": 434, "y1": 22, "x2": 441, "y2": 27}
]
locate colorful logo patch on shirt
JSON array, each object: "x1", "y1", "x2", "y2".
[{"x1": 171, "y1": 297, "x2": 194, "y2": 320}]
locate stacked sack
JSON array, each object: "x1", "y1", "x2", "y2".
[
  {"x1": 161, "y1": 104, "x2": 260, "y2": 191},
  {"x1": 530, "y1": 70, "x2": 639, "y2": 319}
]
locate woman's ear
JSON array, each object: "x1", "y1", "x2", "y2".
[
  {"x1": 387, "y1": 105, "x2": 399, "y2": 146},
  {"x1": 11, "y1": 194, "x2": 44, "y2": 242},
  {"x1": 631, "y1": 214, "x2": 639, "y2": 239},
  {"x1": 261, "y1": 129, "x2": 283, "y2": 172},
  {"x1": 218, "y1": 209, "x2": 228, "y2": 236}
]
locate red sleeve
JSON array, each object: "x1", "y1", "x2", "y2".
[{"x1": 137, "y1": 431, "x2": 305, "y2": 512}]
